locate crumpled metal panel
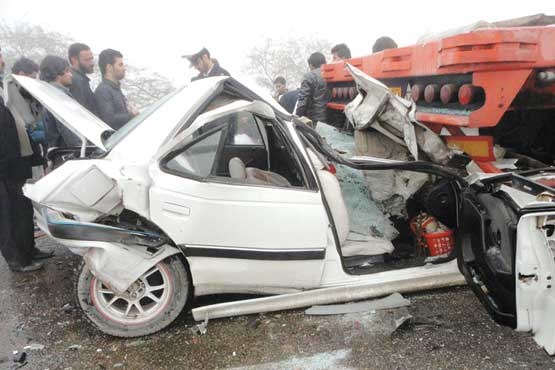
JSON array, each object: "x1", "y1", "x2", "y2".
[
  {"x1": 83, "y1": 243, "x2": 180, "y2": 294},
  {"x1": 344, "y1": 64, "x2": 451, "y2": 165},
  {"x1": 23, "y1": 160, "x2": 122, "y2": 221}
]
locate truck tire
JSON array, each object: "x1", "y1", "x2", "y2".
[{"x1": 75, "y1": 256, "x2": 190, "y2": 337}]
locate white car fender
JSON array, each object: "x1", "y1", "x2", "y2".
[{"x1": 82, "y1": 243, "x2": 182, "y2": 295}]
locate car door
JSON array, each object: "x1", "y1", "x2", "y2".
[
  {"x1": 297, "y1": 118, "x2": 555, "y2": 354},
  {"x1": 148, "y1": 101, "x2": 329, "y2": 295},
  {"x1": 458, "y1": 181, "x2": 555, "y2": 355}
]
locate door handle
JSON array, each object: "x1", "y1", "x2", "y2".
[
  {"x1": 518, "y1": 273, "x2": 538, "y2": 283},
  {"x1": 162, "y1": 202, "x2": 191, "y2": 217}
]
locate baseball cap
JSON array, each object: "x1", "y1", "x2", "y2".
[{"x1": 182, "y1": 47, "x2": 209, "y2": 67}]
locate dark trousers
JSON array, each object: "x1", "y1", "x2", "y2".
[{"x1": 0, "y1": 179, "x2": 35, "y2": 267}]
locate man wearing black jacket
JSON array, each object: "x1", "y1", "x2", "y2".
[
  {"x1": 183, "y1": 48, "x2": 230, "y2": 82},
  {"x1": 0, "y1": 48, "x2": 50, "y2": 272},
  {"x1": 273, "y1": 76, "x2": 299, "y2": 114},
  {"x1": 40, "y1": 55, "x2": 81, "y2": 151},
  {"x1": 95, "y1": 49, "x2": 138, "y2": 130},
  {"x1": 295, "y1": 52, "x2": 330, "y2": 126},
  {"x1": 68, "y1": 43, "x2": 98, "y2": 116}
]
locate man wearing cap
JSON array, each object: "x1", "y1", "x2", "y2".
[{"x1": 184, "y1": 47, "x2": 230, "y2": 82}]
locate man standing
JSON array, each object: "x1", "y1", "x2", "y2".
[
  {"x1": 295, "y1": 52, "x2": 330, "y2": 125},
  {"x1": 12, "y1": 57, "x2": 45, "y2": 176},
  {"x1": 68, "y1": 43, "x2": 98, "y2": 115},
  {"x1": 11, "y1": 58, "x2": 43, "y2": 144},
  {"x1": 183, "y1": 48, "x2": 230, "y2": 82},
  {"x1": 1, "y1": 48, "x2": 50, "y2": 272},
  {"x1": 12, "y1": 57, "x2": 39, "y2": 78},
  {"x1": 331, "y1": 44, "x2": 352, "y2": 61},
  {"x1": 372, "y1": 37, "x2": 397, "y2": 53},
  {"x1": 40, "y1": 55, "x2": 81, "y2": 151},
  {"x1": 273, "y1": 76, "x2": 299, "y2": 114},
  {"x1": 95, "y1": 49, "x2": 137, "y2": 130}
]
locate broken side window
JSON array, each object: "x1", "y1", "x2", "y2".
[{"x1": 165, "y1": 130, "x2": 223, "y2": 178}]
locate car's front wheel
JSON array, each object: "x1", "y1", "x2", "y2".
[{"x1": 75, "y1": 256, "x2": 190, "y2": 337}]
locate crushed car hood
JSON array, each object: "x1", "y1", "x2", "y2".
[{"x1": 5, "y1": 74, "x2": 113, "y2": 151}]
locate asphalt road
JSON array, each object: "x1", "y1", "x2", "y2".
[{"x1": 1, "y1": 237, "x2": 554, "y2": 370}]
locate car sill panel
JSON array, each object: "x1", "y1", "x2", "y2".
[{"x1": 182, "y1": 245, "x2": 326, "y2": 260}]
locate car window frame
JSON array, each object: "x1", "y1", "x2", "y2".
[
  {"x1": 161, "y1": 124, "x2": 227, "y2": 182},
  {"x1": 256, "y1": 116, "x2": 315, "y2": 190},
  {"x1": 225, "y1": 111, "x2": 265, "y2": 147},
  {"x1": 160, "y1": 111, "x2": 314, "y2": 191}
]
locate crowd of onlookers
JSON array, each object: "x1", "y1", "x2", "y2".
[
  {"x1": 272, "y1": 38, "x2": 397, "y2": 125},
  {"x1": 0, "y1": 42, "x2": 239, "y2": 273},
  {"x1": 0, "y1": 42, "x2": 141, "y2": 272},
  {"x1": 2, "y1": 44, "x2": 141, "y2": 152}
]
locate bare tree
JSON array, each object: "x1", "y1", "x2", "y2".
[
  {"x1": 121, "y1": 66, "x2": 175, "y2": 109},
  {"x1": 0, "y1": 21, "x2": 174, "y2": 109},
  {"x1": 0, "y1": 22, "x2": 71, "y2": 67},
  {"x1": 243, "y1": 37, "x2": 332, "y2": 92}
]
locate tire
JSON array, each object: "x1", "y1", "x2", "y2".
[{"x1": 75, "y1": 256, "x2": 190, "y2": 337}]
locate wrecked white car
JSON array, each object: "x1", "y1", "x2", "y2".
[{"x1": 5, "y1": 73, "x2": 555, "y2": 355}]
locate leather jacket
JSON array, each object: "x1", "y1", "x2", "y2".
[{"x1": 295, "y1": 67, "x2": 329, "y2": 123}]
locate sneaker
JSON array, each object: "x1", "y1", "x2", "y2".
[
  {"x1": 32, "y1": 248, "x2": 54, "y2": 260},
  {"x1": 9, "y1": 261, "x2": 44, "y2": 272}
]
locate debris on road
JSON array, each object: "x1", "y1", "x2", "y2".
[
  {"x1": 60, "y1": 303, "x2": 77, "y2": 313},
  {"x1": 124, "y1": 340, "x2": 144, "y2": 348},
  {"x1": 23, "y1": 343, "x2": 44, "y2": 351},
  {"x1": 11, "y1": 351, "x2": 26, "y2": 363},
  {"x1": 392, "y1": 310, "x2": 413, "y2": 334},
  {"x1": 9, "y1": 351, "x2": 27, "y2": 370},
  {"x1": 227, "y1": 349, "x2": 354, "y2": 370},
  {"x1": 67, "y1": 344, "x2": 82, "y2": 351},
  {"x1": 190, "y1": 318, "x2": 209, "y2": 335},
  {"x1": 411, "y1": 315, "x2": 449, "y2": 328},
  {"x1": 305, "y1": 293, "x2": 410, "y2": 315},
  {"x1": 247, "y1": 317, "x2": 261, "y2": 330},
  {"x1": 192, "y1": 272, "x2": 464, "y2": 321},
  {"x1": 338, "y1": 307, "x2": 413, "y2": 336}
]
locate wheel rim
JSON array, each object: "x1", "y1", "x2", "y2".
[{"x1": 91, "y1": 264, "x2": 173, "y2": 325}]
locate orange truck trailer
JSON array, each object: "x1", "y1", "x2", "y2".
[{"x1": 323, "y1": 23, "x2": 555, "y2": 173}]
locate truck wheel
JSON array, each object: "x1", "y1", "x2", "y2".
[{"x1": 75, "y1": 256, "x2": 190, "y2": 337}]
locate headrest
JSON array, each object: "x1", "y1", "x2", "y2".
[{"x1": 229, "y1": 157, "x2": 246, "y2": 180}]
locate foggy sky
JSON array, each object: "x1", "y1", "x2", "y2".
[{"x1": 1, "y1": 0, "x2": 553, "y2": 86}]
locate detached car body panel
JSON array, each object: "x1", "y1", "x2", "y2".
[
  {"x1": 8, "y1": 74, "x2": 555, "y2": 353},
  {"x1": 458, "y1": 172, "x2": 555, "y2": 354}
]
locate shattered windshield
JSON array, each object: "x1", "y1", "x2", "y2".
[{"x1": 102, "y1": 87, "x2": 183, "y2": 152}]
